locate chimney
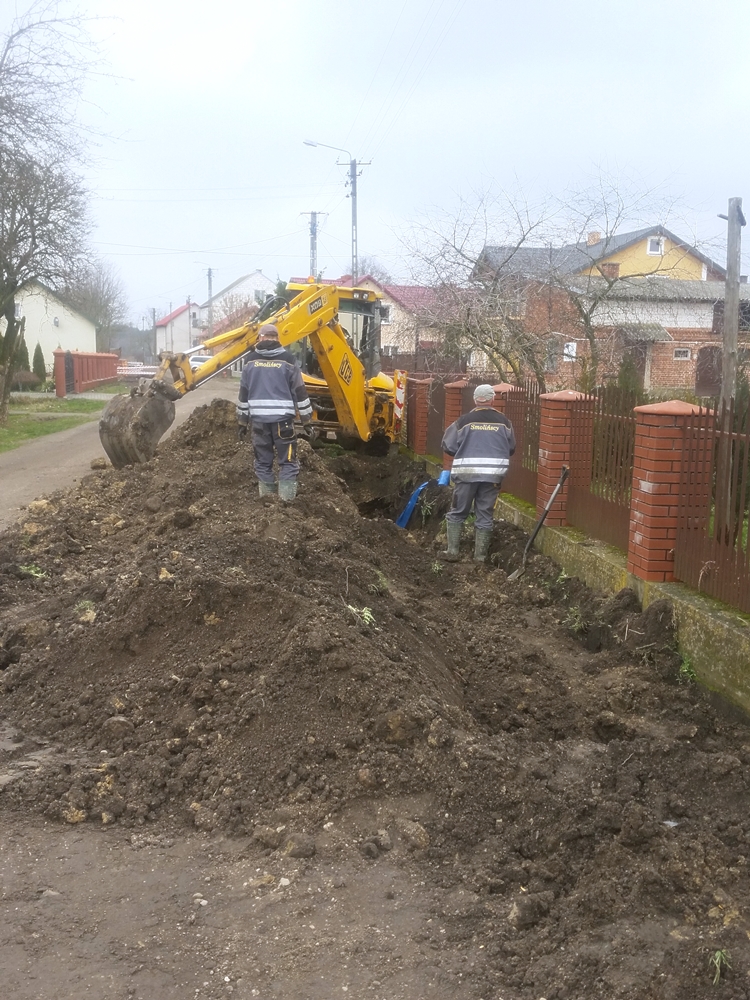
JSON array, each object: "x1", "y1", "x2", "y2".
[
  {"x1": 587, "y1": 231, "x2": 602, "y2": 246},
  {"x1": 599, "y1": 261, "x2": 620, "y2": 280}
]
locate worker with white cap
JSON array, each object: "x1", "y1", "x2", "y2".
[
  {"x1": 440, "y1": 384, "x2": 516, "y2": 562},
  {"x1": 237, "y1": 323, "x2": 315, "y2": 501}
]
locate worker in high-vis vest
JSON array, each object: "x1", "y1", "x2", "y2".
[
  {"x1": 237, "y1": 324, "x2": 315, "y2": 502},
  {"x1": 440, "y1": 384, "x2": 516, "y2": 562}
]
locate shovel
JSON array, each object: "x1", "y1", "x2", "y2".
[{"x1": 507, "y1": 465, "x2": 569, "y2": 581}]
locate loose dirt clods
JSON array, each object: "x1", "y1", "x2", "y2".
[{"x1": 1, "y1": 398, "x2": 750, "y2": 998}]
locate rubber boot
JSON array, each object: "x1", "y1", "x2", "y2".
[
  {"x1": 474, "y1": 527, "x2": 492, "y2": 563},
  {"x1": 258, "y1": 481, "x2": 276, "y2": 497},
  {"x1": 278, "y1": 479, "x2": 298, "y2": 502},
  {"x1": 439, "y1": 520, "x2": 462, "y2": 562}
]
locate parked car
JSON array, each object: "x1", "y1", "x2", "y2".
[{"x1": 190, "y1": 354, "x2": 212, "y2": 372}]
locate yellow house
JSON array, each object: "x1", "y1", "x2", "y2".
[
  {"x1": 577, "y1": 226, "x2": 725, "y2": 281},
  {"x1": 477, "y1": 225, "x2": 726, "y2": 284}
]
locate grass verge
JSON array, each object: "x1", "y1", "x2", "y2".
[
  {"x1": 82, "y1": 380, "x2": 132, "y2": 395},
  {"x1": 9, "y1": 396, "x2": 106, "y2": 415},
  {"x1": 0, "y1": 414, "x2": 96, "y2": 453}
]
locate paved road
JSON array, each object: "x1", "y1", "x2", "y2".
[{"x1": 0, "y1": 380, "x2": 239, "y2": 532}]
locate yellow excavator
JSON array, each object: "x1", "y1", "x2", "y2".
[{"x1": 99, "y1": 280, "x2": 407, "y2": 468}]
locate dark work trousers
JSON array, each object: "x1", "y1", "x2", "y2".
[
  {"x1": 445, "y1": 480, "x2": 501, "y2": 531},
  {"x1": 251, "y1": 419, "x2": 299, "y2": 483}
]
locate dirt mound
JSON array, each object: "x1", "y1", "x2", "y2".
[{"x1": 2, "y1": 399, "x2": 750, "y2": 998}]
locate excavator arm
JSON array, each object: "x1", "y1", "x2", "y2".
[{"x1": 99, "y1": 282, "x2": 405, "y2": 468}]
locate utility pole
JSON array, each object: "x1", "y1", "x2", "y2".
[
  {"x1": 720, "y1": 197, "x2": 746, "y2": 410},
  {"x1": 349, "y1": 159, "x2": 359, "y2": 284},
  {"x1": 301, "y1": 212, "x2": 327, "y2": 279},
  {"x1": 303, "y1": 141, "x2": 370, "y2": 285},
  {"x1": 207, "y1": 268, "x2": 214, "y2": 337},
  {"x1": 151, "y1": 307, "x2": 157, "y2": 360}
]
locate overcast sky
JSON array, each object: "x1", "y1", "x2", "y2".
[{"x1": 20, "y1": 0, "x2": 750, "y2": 326}]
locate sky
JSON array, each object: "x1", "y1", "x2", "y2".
[{"x1": 11, "y1": 0, "x2": 750, "y2": 326}]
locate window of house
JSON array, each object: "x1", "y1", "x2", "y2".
[
  {"x1": 647, "y1": 237, "x2": 664, "y2": 256},
  {"x1": 563, "y1": 341, "x2": 577, "y2": 361},
  {"x1": 673, "y1": 348, "x2": 691, "y2": 360},
  {"x1": 14, "y1": 302, "x2": 22, "y2": 319},
  {"x1": 380, "y1": 305, "x2": 392, "y2": 324}
]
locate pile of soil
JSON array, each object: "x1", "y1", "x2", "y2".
[{"x1": 2, "y1": 399, "x2": 750, "y2": 999}]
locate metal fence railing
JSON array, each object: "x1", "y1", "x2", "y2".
[
  {"x1": 502, "y1": 379, "x2": 541, "y2": 507},
  {"x1": 675, "y1": 399, "x2": 750, "y2": 612},
  {"x1": 567, "y1": 386, "x2": 644, "y2": 552}
]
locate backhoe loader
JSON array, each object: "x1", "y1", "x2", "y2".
[{"x1": 99, "y1": 280, "x2": 407, "y2": 469}]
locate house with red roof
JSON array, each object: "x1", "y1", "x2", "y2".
[
  {"x1": 155, "y1": 302, "x2": 200, "y2": 354},
  {"x1": 290, "y1": 274, "x2": 439, "y2": 359}
]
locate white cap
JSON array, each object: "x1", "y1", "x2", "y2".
[{"x1": 473, "y1": 384, "x2": 495, "y2": 403}]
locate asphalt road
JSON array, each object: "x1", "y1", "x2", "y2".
[{"x1": 0, "y1": 380, "x2": 239, "y2": 532}]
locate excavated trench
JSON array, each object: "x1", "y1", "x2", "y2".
[{"x1": 1, "y1": 398, "x2": 750, "y2": 999}]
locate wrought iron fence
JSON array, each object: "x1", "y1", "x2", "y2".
[
  {"x1": 567, "y1": 386, "x2": 644, "y2": 552},
  {"x1": 675, "y1": 399, "x2": 750, "y2": 613},
  {"x1": 425, "y1": 379, "x2": 447, "y2": 459}
]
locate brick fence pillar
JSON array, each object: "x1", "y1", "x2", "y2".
[
  {"x1": 628, "y1": 400, "x2": 701, "y2": 582},
  {"x1": 536, "y1": 390, "x2": 586, "y2": 525}
]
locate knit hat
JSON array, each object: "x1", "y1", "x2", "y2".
[
  {"x1": 473, "y1": 384, "x2": 495, "y2": 403},
  {"x1": 258, "y1": 324, "x2": 279, "y2": 339}
]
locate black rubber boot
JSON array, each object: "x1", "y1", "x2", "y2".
[
  {"x1": 278, "y1": 479, "x2": 298, "y2": 502},
  {"x1": 439, "y1": 521, "x2": 462, "y2": 562},
  {"x1": 474, "y1": 528, "x2": 492, "y2": 563}
]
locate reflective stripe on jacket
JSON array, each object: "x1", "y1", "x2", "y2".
[
  {"x1": 441, "y1": 406, "x2": 516, "y2": 484},
  {"x1": 238, "y1": 342, "x2": 312, "y2": 422}
]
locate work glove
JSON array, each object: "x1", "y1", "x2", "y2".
[{"x1": 237, "y1": 425, "x2": 247, "y2": 441}]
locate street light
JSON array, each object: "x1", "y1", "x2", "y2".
[{"x1": 304, "y1": 139, "x2": 361, "y2": 284}]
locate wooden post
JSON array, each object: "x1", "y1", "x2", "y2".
[{"x1": 721, "y1": 197, "x2": 745, "y2": 410}]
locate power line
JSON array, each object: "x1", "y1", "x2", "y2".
[
  {"x1": 93, "y1": 230, "x2": 304, "y2": 254},
  {"x1": 357, "y1": 0, "x2": 446, "y2": 158},
  {"x1": 368, "y1": 0, "x2": 468, "y2": 161},
  {"x1": 342, "y1": 0, "x2": 410, "y2": 148}
]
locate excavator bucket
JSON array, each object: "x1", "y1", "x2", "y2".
[{"x1": 99, "y1": 391, "x2": 176, "y2": 469}]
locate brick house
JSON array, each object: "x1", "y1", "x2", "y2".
[
  {"x1": 521, "y1": 276, "x2": 750, "y2": 395},
  {"x1": 473, "y1": 227, "x2": 733, "y2": 394}
]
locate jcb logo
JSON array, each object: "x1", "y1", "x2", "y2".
[
  {"x1": 308, "y1": 296, "x2": 324, "y2": 315},
  {"x1": 338, "y1": 354, "x2": 353, "y2": 385}
]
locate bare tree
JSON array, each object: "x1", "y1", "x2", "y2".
[
  {"x1": 403, "y1": 176, "x2": 708, "y2": 389},
  {"x1": 0, "y1": 1, "x2": 97, "y2": 162},
  {"x1": 63, "y1": 260, "x2": 128, "y2": 351},
  {"x1": 0, "y1": 153, "x2": 89, "y2": 419},
  {"x1": 0, "y1": 2, "x2": 98, "y2": 421},
  {"x1": 401, "y1": 189, "x2": 552, "y2": 383},
  {"x1": 358, "y1": 255, "x2": 392, "y2": 285}
]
